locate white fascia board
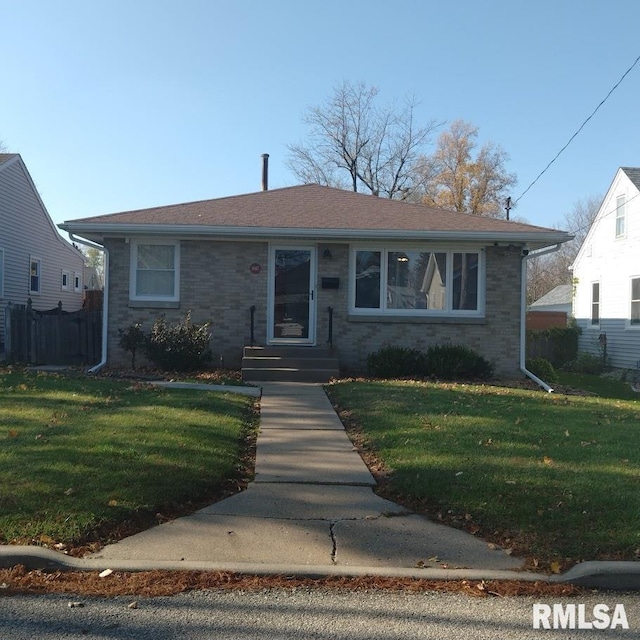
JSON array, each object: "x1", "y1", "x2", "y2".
[{"x1": 59, "y1": 222, "x2": 572, "y2": 247}]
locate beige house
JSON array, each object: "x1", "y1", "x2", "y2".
[
  {"x1": 61, "y1": 184, "x2": 571, "y2": 382},
  {"x1": 0, "y1": 154, "x2": 85, "y2": 350}
]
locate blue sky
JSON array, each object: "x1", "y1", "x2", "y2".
[{"x1": 2, "y1": 0, "x2": 640, "y2": 232}]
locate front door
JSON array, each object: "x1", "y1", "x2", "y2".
[{"x1": 268, "y1": 246, "x2": 316, "y2": 344}]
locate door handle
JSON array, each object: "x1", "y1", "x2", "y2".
[{"x1": 311, "y1": 290, "x2": 314, "y2": 301}]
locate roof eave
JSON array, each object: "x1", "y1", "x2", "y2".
[{"x1": 59, "y1": 222, "x2": 572, "y2": 247}]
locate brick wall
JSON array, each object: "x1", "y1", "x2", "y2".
[
  {"x1": 105, "y1": 239, "x2": 523, "y2": 377},
  {"x1": 105, "y1": 238, "x2": 268, "y2": 368},
  {"x1": 327, "y1": 245, "x2": 523, "y2": 377}
]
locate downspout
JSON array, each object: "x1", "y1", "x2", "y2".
[
  {"x1": 520, "y1": 243, "x2": 563, "y2": 392},
  {"x1": 69, "y1": 233, "x2": 109, "y2": 374}
]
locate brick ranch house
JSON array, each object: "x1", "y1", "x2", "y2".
[{"x1": 60, "y1": 183, "x2": 571, "y2": 385}]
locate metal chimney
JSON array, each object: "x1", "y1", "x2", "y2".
[{"x1": 261, "y1": 153, "x2": 269, "y2": 191}]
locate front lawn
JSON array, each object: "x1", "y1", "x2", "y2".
[
  {"x1": 0, "y1": 367, "x2": 256, "y2": 551},
  {"x1": 326, "y1": 379, "x2": 640, "y2": 570}
]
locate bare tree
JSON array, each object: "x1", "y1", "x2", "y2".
[
  {"x1": 418, "y1": 119, "x2": 517, "y2": 217},
  {"x1": 287, "y1": 82, "x2": 441, "y2": 199},
  {"x1": 527, "y1": 195, "x2": 601, "y2": 304}
]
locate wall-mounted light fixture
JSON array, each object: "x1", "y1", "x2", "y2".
[{"x1": 323, "y1": 248, "x2": 332, "y2": 259}]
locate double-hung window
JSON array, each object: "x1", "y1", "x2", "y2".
[
  {"x1": 29, "y1": 257, "x2": 41, "y2": 294},
  {"x1": 591, "y1": 282, "x2": 600, "y2": 326},
  {"x1": 615, "y1": 195, "x2": 626, "y2": 238},
  {"x1": 630, "y1": 277, "x2": 640, "y2": 326},
  {"x1": 130, "y1": 240, "x2": 180, "y2": 302},
  {"x1": 351, "y1": 248, "x2": 482, "y2": 315}
]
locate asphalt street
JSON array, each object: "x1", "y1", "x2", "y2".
[{"x1": 1, "y1": 590, "x2": 638, "y2": 640}]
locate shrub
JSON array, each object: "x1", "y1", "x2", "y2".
[
  {"x1": 143, "y1": 312, "x2": 213, "y2": 372},
  {"x1": 526, "y1": 357, "x2": 558, "y2": 384},
  {"x1": 118, "y1": 323, "x2": 146, "y2": 370},
  {"x1": 426, "y1": 344, "x2": 494, "y2": 381},
  {"x1": 366, "y1": 345, "x2": 427, "y2": 378},
  {"x1": 563, "y1": 351, "x2": 604, "y2": 375}
]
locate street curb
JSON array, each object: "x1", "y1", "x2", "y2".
[{"x1": 2, "y1": 546, "x2": 638, "y2": 589}]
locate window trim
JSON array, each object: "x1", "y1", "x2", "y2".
[
  {"x1": 73, "y1": 272, "x2": 82, "y2": 293},
  {"x1": 615, "y1": 194, "x2": 626, "y2": 238},
  {"x1": 349, "y1": 245, "x2": 485, "y2": 317},
  {"x1": 629, "y1": 276, "x2": 640, "y2": 329},
  {"x1": 29, "y1": 256, "x2": 42, "y2": 295},
  {"x1": 590, "y1": 281, "x2": 600, "y2": 328},
  {"x1": 0, "y1": 248, "x2": 4, "y2": 298},
  {"x1": 61, "y1": 270, "x2": 70, "y2": 291},
  {"x1": 129, "y1": 239, "x2": 180, "y2": 303}
]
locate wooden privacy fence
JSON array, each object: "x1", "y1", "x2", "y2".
[{"x1": 4, "y1": 300, "x2": 102, "y2": 365}]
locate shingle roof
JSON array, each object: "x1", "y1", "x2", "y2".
[
  {"x1": 621, "y1": 167, "x2": 640, "y2": 191},
  {"x1": 64, "y1": 184, "x2": 564, "y2": 239},
  {"x1": 530, "y1": 284, "x2": 573, "y2": 308}
]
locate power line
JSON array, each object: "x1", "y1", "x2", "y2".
[
  {"x1": 515, "y1": 53, "x2": 640, "y2": 205},
  {"x1": 570, "y1": 190, "x2": 640, "y2": 239}
]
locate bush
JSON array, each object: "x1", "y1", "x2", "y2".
[
  {"x1": 563, "y1": 351, "x2": 604, "y2": 375},
  {"x1": 143, "y1": 312, "x2": 213, "y2": 372},
  {"x1": 425, "y1": 344, "x2": 494, "y2": 381},
  {"x1": 118, "y1": 323, "x2": 146, "y2": 369},
  {"x1": 366, "y1": 345, "x2": 427, "y2": 378},
  {"x1": 526, "y1": 357, "x2": 558, "y2": 384}
]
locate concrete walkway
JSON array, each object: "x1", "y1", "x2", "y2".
[
  {"x1": 2, "y1": 380, "x2": 639, "y2": 587},
  {"x1": 88, "y1": 382, "x2": 523, "y2": 572}
]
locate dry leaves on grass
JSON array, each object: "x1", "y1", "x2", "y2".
[{"x1": 0, "y1": 565, "x2": 587, "y2": 599}]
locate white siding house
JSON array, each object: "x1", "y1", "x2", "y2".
[
  {"x1": 571, "y1": 167, "x2": 640, "y2": 370},
  {"x1": 0, "y1": 154, "x2": 85, "y2": 349}
]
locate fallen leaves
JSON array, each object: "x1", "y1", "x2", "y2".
[{"x1": 0, "y1": 565, "x2": 587, "y2": 598}]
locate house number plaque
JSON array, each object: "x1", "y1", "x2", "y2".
[{"x1": 250, "y1": 263, "x2": 261, "y2": 274}]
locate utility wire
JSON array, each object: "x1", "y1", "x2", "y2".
[{"x1": 515, "y1": 54, "x2": 640, "y2": 205}]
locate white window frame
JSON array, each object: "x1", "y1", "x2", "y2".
[
  {"x1": 615, "y1": 195, "x2": 626, "y2": 238},
  {"x1": 0, "y1": 248, "x2": 4, "y2": 298},
  {"x1": 29, "y1": 256, "x2": 42, "y2": 295},
  {"x1": 129, "y1": 239, "x2": 180, "y2": 303},
  {"x1": 629, "y1": 276, "x2": 640, "y2": 329},
  {"x1": 61, "y1": 270, "x2": 70, "y2": 291},
  {"x1": 349, "y1": 245, "x2": 485, "y2": 317},
  {"x1": 590, "y1": 281, "x2": 600, "y2": 328},
  {"x1": 73, "y1": 272, "x2": 82, "y2": 293}
]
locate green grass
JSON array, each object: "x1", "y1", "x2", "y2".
[
  {"x1": 326, "y1": 379, "x2": 640, "y2": 568},
  {"x1": 557, "y1": 371, "x2": 640, "y2": 401},
  {"x1": 0, "y1": 367, "x2": 256, "y2": 548}
]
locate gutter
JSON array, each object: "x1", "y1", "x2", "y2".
[
  {"x1": 69, "y1": 233, "x2": 109, "y2": 374},
  {"x1": 59, "y1": 222, "x2": 572, "y2": 247},
  {"x1": 520, "y1": 243, "x2": 563, "y2": 392}
]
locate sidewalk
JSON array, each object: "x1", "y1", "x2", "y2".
[
  {"x1": 1, "y1": 381, "x2": 638, "y2": 589},
  {"x1": 86, "y1": 382, "x2": 523, "y2": 573}
]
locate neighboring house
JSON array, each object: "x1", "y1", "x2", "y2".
[
  {"x1": 0, "y1": 154, "x2": 85, "y2": 349},
  {"x1": 527, "y1": 284, "x2": 572, "y2": 330},
  {"x1": 60, "y1": 183, "x2": 571, "y2": 380},
  {"x1": 572, "y1": 167, "x2": 640, "y2": 370}
]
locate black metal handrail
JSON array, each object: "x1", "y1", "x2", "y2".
[
  {"x1": 327, "y1": 306, "x2": 334, "y2": 348},
  {"x1": 250, "y1": 305, "x2": 256, "y2": 346}
]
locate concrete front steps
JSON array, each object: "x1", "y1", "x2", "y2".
[{"x1": 241, "y1": 346, "x2": 340, "y2": 383}]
